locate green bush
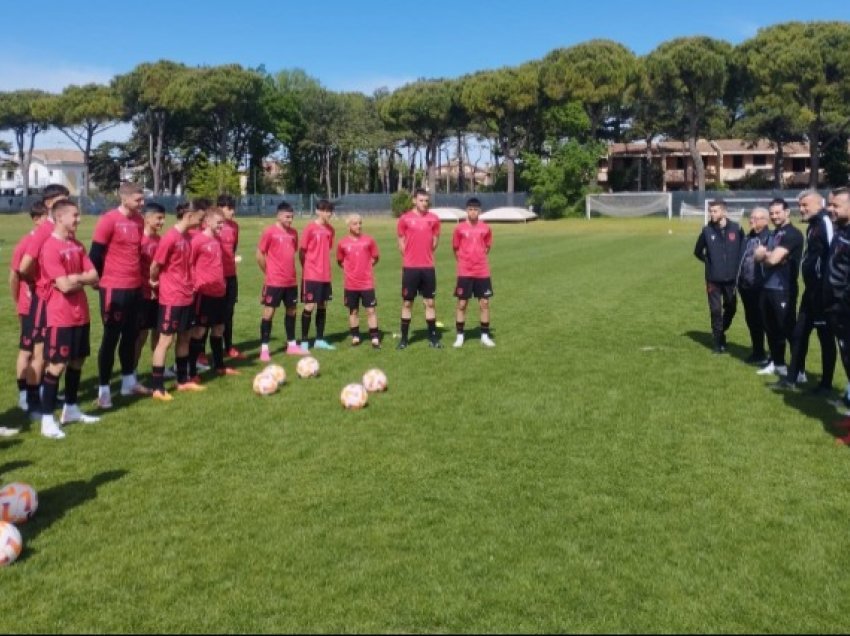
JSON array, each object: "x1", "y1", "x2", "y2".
[{"x1": 391, "y1": 189, "x2": 413, "y2": 217}]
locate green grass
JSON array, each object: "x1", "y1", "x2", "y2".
[{"x1": 2, "y1": 214, "x2": 850, "y2": 633}]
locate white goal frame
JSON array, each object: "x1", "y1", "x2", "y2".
[{"x1": 585, "y1": 192, "x2": 673, "y2": 219}]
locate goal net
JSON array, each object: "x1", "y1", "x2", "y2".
[
  {"x1": 585, "y1": 192, "x2": 672, "y2": 219},
  {"x1": 689, "y1": 197, "x2": 802, "y2": 225}
]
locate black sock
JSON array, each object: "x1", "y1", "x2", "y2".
[
  {"x1": 176, "y1": 356, "x2": 189, "y2": 384},
  {"x1": 189, "y1": 338, "x2": 204, "y2": 376},
  {"x1": 260, "y1": 319, "x2": 272, "y2": 345},
  {"x1": 64, "y1": 367, "x2": 81, "y2": 406},
  {"x1": 456, "y1": 321, "x2": 465, "y2": 336},
  {"x1": 98, "y1": 324, "x2": 121, "y2": 385},
  {"x1": 401, "y1": 318, "x2": 411, "y2": 341},
  {"x1": 40, "y1": 371, "x2": 60, "y2": 415},
  {"x1": 316, "y1": 308, "x2": 327, "y2": 340},
  {"x1": 369, "y1": 327, "x2": 380, "y2": 341},
  {"x1": 285, "y1": 314, "x2": 296, "y2": 342},
  {"x1": 17, "y1": 378, "x2": 26, "y2": 392},
  {"x1": 118, "y1": 323, "x2": 138, "y2": 376},
  {"x1": 301, "y1": 310, "x2": 313, "y2": 342},
  {"x1": 426, "y1": 319, "x2": 437, "y2": 339},
  {"x1": 152, "y1": 366, "x2": 165, "y2": 392},
  {"x1": 26, "y1": 384, "x2": 40, "y2": 414},
  {"x1": 211, "y1": 336, "x2": 225, "y2": 370},
  {"x1": 350, "y1": 327, "x2": 360, "y2": 339},
  {"x1": 481, "y1": 322, "x2": 490, "y2": 336}
]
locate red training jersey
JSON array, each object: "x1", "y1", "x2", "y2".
[
  {"x1": 258, "y1": 225, "x2": 299, "y2": 287},
  {"x1": 219, "y1": 218, "x2": 239, "y2": 278},
  {"x1": 452, "y1": 220, "x2": 492, "y2": 278},
  {"x1": 11, "y1": 232, "x2": 34, "y2": 316},
  {"x1": 92, "y1": 209, "x2": 144, "y2": 289},
  {"x1": 397, "y1": 210, "x2": 441, "y2": 268},
  {"x1": 301, "y1": 221, "x2": 335, "y2": 283},
  {"x1": 336, "y1": 234, "x2": 379, "y2": 291},
  {"x1": 191, "y1": 232, "x2": 226, "y2": 297},
  {"x1": 140, "y1": 233, "x2": 161, "y2": 300},
  {"x1": 40, "y1": 234, "x2": 93, "y2": 327},
  {"x1": 153, "y1": 227, "x2": 194, "y2": 306},
  {"x1": 25, "y1": 218, "x2": 55, "y2": 301}
]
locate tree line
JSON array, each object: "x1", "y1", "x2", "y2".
[{"x1": 1, "y1": 21, "x2": 848, "y2": 217}]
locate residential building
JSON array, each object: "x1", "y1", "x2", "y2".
[{"x1": 0, "y1": 149, "x2": 86, "y2": 196}]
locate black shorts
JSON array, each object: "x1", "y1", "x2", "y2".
[
  {"x1": 401, "y1": 268, "x2": 437, "y2": 301},
  {"x1": 45, "y1": 324, "x2": 91, "y2": 363},
  {"x1": 454, "y1": 277, "x2": 494, "y2": 300},
  {"x1": 344, "y1": 289, "x2": 377, "y2": 310},
  {"x1": 225, "y1": 275, "x2": 238, "y2": 306},
  {"x1": 302, "y1": 280, "x2": 333, "y2": 304},
  {"x1": 138, "y1": 298, "x2": 158, "y2": 330},
  {"x1": 194, "y1": 294, "x2": 226, "y2": 327},
  {"x1": 157, "y1": 304, "x2": 194, "y2": 336},
  {"x1": 18, "y1": 314, "x2": 34, "y2": 352},
  {"x1": 99, "y1": 287, "x2": 142, "y2": 327},
  {"x1": 262, "y1": 285, "x2": 298, "y2": 309},
  {"x1": 27, "y1": 295, "x2": 47, "y2": 343}
]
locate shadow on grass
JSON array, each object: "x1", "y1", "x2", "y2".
[
  {"x1": 0, "y1": 458, "x2": 32, "y2": 478},
  {"x1": 771, "y1": 380, "x2": 850, "y2": 446},
  {"x1": 18, "y1": 469, "x2": 129, "y2": 562},
  {"x1": 684, "y1": 329, "x2": 751, "y2": 362}
]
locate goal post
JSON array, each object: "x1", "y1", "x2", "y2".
[{"x1": 585, "y1": 192, "x2": 673, "y2": 219}]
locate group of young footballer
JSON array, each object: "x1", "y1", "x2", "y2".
[{"x1": 3, "y1": 186, "x2": 496, "y2": 439}]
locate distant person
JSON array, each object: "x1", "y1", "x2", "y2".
[
  {"x1": 397, "y1": 188, "x2": 442, "y2": 349},
  {"x1": 693, "y1": 199, "x2": 744, "y2": 353},
  {"x1": 299, "y1": 199, "x2": 336, "y2": 350},
  {"x1": 216, "y1": 194, "x2": 245, "y2": 360},
  {"x1": 257, "y1": 202, "x2": 307, "y2": 359},
  {"x1": 38, "y1": 199, "x2": 101, "y2": 439},
  {"x1": 148, "y1": 202, "x2": 207, "y2": 401},
  {"x1": 336, "y1": 214, "x2": 381, "y2": 348},
  {"x1": 452, "y1": 197, "x2": 495, "y2": 348},
  {"x1": 89, "y1": 182, "x2": 149, "y2": 409},
  {"x1": 773, "y1": 190, "x2": 835, "y2": 394},
  {"x1": 754, "y1": 198, "x2": 804, "y2": 377},
  {"x1": 737, "y1": 207, "x2": 770, "y2": 365}
]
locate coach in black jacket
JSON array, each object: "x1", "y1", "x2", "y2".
[
  {"x1": 825, "y1": 189, "x2": 850, "y2": 409},
  {"x1": 694, "y1": 199, "x2": 745, "y2": 353}
]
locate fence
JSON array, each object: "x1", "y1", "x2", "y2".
[
  {"x1": 0, "y1": 191, "x2": 529, "y2": 217},
  {"x1": 673, "y1": 189, "x2": 829, "y2": 218}
]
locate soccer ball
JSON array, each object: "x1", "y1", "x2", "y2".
[
  {"x1": 252, "y1": 372, "x2": 279, "y2": 396},
  {"x1": 296, "y1": 356, "x2": 320, "y2": 379},
  {"x1": 263, "y1": 363, "x2": 286, "y2": 386},
  {"x1": 0, "y1": 482, "x2": 38, "y2": 524},
  {"x1": 362, "y1": 368, "x2": 388, "y2": 393},
  {"x1": 340, "y1": 383, "x2": 369, "y2": 410},
  {"x1": 0, "y1": 521, "x2": 22, "y2": 567}
]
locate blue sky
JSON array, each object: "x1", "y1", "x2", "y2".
[{"x1": 2, "y1": 0, "x2": 848, "y2": 148}]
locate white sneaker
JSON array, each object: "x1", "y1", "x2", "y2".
[
  {"x1": 41, "y1": 417, "x2": 66, "y2": 439},
  {"x1": 481, "y1": 334, "x2": 496, "y2": 348},
  {"x1": 60, "y1": 404, "x2": 100, "y2": 425},
  {"x1": 797, "y1": 371, "x2": 808, "y2": 384},
  {"x1": 18, "y1": 391, "x2": 27, "y2": 412},
  {"x1": 196, "y1": 360, "x2": 211, "y2": 372},
  {"x1": 453, "y1": 335, "x2": 464, "y2": 348},
  {"x1": 775, "y1": 365, "x2": 788, "y2": 377},
  {"x1": 756, "y1": 362, "x2": 776, "y2": 375},
  {"x1": 95, "y1": 392, "x2": 113, "y2": 410},
  {"x1": 0, "y1": 426, "x2": 20, "y2": 437}
]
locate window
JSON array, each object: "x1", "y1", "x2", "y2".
[
  {"x1": 792, "y1": 158, "x2": 808, "y2": 173},
  {"x1": 675, "y1": 157, "x2": 685, "y2": 170},
  {"x1": 4, "y1": 171, "x2": 12, "y2": 180},
  {"x1": 49, "y1": 170, "x2": 54, "y2": 177},
  {"x1": 753, "y1": 155, "x2": 767, "y2": 167},
  {"x1": 732, "y1": 155, "x2": 744, "y2": 169}
]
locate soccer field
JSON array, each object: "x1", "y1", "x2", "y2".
[{"x1": 1, "y1": 214, "x2": 849, "y2": 632}]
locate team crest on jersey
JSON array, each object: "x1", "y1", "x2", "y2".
[{"x1": 728, "y1": 233, "x2": 736, "y2": 241}]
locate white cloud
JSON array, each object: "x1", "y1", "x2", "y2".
[{"x1": 0, "y1": 56, "x2": 117, "y2": 93}]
